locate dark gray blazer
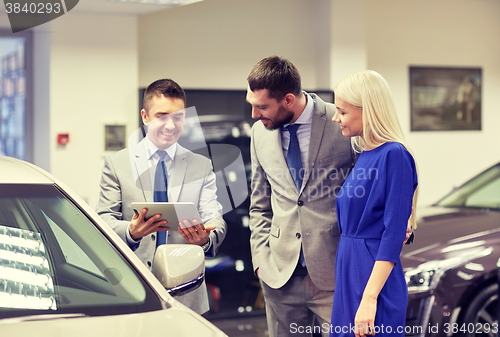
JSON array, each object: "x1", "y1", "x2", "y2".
[
  {"x1": 249, "y1": 93, "x2": 355, "y2": 291},
  {"x1": 96, "y1": 138, "x2": 227, "y2": 314}
]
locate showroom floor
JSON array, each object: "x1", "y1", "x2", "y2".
[
  {"x1": 210, "y1": 314, "x2": 269, "y2": 337},
  {"x1": 209, "y1": 314, "x2": 324, "y2": 337}
]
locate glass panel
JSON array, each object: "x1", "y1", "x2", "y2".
[
  {"x1": 45, "y1": 214, "x2": 104, "y2": 277},
  {"x1": 465, "y1": 177, "x2": 500, "y2": 209},
  {"x1": 0, "y1": 184, "x2": 162, "y2": 318},
  {"x1": 436, "y1": 164, "x2": 500, "y2": 209}
]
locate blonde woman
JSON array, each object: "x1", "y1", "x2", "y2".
[{"x1": 329, "y1": 70, "x2": 418, "y2": 337}]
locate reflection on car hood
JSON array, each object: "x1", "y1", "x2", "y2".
[
  {"x1": 401, "y1": 206, "x2": 500, "y2": 269},
  {"x1": 0, "y1": 308, "x2": 227, "y2": 337}
]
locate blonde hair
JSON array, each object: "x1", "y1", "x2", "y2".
[{"x1": 335, "y1": 70, "x2": 419, "y2": 229}]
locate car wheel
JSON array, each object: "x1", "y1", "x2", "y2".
[{"x1": 460, "y1": 283, "x2": 498, "y2": 337}]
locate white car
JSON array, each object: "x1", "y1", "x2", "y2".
[{"x1": 0, "y1": 156, "x2": 227, "y2": 337}]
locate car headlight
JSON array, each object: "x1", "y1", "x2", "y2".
[
  {"x1": 405, "y1": 265, "x2": 442, "y2": 291},
  {"x1": 404, "y1": 246, "x2": 493, "y2": 293}
]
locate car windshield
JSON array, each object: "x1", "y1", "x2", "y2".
[
  {"x1": 435, "y1": 163, "x2": 500, "y2": 210},
  {"x1": 0, "y1": 184, "x2": 162, "y2": 319}
]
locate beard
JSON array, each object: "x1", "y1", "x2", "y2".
[{"x1": 260, "y1": 106, "x2": 294, "y2": 130}]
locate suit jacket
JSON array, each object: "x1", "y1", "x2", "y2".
[
  {"x1": 96, "y1": 138, "x2": 227, "y2": 314},
  {"x1": 249, "y1": 93, "x2": 355, "y2": 291}
]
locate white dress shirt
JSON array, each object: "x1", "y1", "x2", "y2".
[
  {"x1": 126, "y1": 138, "x2": 177, "y2": 245},
  {"x1": 281, "y1": 92, "x2": 314, "y2": 172}
]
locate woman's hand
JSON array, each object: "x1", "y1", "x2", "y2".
[
  {"x1": 354, "y1": 260, "x2": 395, "y2": 337},
  {"x1": 354, "y1": 296, "x2": 377, "y2": 337}
]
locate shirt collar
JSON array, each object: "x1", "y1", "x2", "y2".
[
  {"x1": 144, "y1": 136, "x2": 177, "y2": 161},
  {"x1": 283, "y1": 92, "x2": 314, "y2": 129}
]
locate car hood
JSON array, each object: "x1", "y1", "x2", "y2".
[
  {"x1": 0, "y1": 308, "x2": 227, "y2": 337},
  {"x1": 401, "y1": 206, "x2": 500, "y2": 269}
]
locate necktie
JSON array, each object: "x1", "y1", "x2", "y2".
[
  {"x1": 154, "y1": 150, "x2": 168, "y2": 247},
  {"x1": 286, "y1": 124, "x2": 303, "y2": 191},
  {"x1": 286, "y1": 124, "x2": 306, "y2": 267}
]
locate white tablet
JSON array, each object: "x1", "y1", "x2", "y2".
[{"x1": 131, "y1": 202, "x2": 202, "y2": 228}]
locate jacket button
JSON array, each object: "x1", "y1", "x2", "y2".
[
  {"x1": 297, "y1": 200, "x2": 304, "y2": 206},
  {"x1": 147, "y1": 261, "x2": 152, "y2": 267},
  {"x1": 151, "y1": 234, "x2": 155, "y2": 240},
  {"x1": 296, "y1": 233, "x2": 301, "y2": 239}
]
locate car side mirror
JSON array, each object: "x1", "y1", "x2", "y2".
[{"x1": 152, "y1": 244, "x2": 205, "y2": 297}]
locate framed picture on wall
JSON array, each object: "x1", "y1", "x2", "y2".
[
  {"x1": 410, "y1": 66, "x2": 481, "y2": 131},
  {"x1": 105, "y1": 125, "x2": 126, "y2": 151}
]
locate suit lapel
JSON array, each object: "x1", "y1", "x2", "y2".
[
  {"x1": 261, "y1": 124, "x2": 300, "y2": 194},
  {"x1": 170, "y1": 145, "x2": 188, "y2": 202},
  {"x1": 132, "y1": 139, "x2": 154, "y2": 202}
]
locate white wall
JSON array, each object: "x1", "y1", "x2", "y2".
[
  {"x1": 331, "y1": 0, "x2": 367, "y2": 87},
  {"x1": 49, "y1": 13, "x2": 138, "y2": 206},
  {"x1": 139, "y1": 0, "x2": 500, "y2": 206},
  {"x1": 366, "y1": 0, "x2": 500, "y2": 205},
  {"x1": 138, "y1": 0, "x2": 332, "y2": 90}
]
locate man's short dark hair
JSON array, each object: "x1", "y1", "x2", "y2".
[
  {"x1": 247, "y1": 56, "x2": 302, "y2": 101},
  {"x1": 143, "y1": 79, "x2": 186, "y2": 112}
]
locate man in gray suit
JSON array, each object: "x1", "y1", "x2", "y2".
[
  {"x1": 247, "y1": 56, "x2": 355, "y2": 336},
  {"x1": 96, "y1": 79, "x2": 227, "y2": 314}
]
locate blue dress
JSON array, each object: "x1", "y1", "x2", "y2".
[{"x1": 330, "y1": 142, "x2": 417, "y2": 337}]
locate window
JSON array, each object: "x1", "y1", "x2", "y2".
[{"x1": 465, "y1": 176, "x2": 500, "y2": 209}]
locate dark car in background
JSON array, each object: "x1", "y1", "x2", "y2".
[{"x1": 403, "y1": 162, "x2": 500, "y2": 337}]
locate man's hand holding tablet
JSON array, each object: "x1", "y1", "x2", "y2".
[{"x1": 131, "y1": 202, "x2": 212, "y2": 247}]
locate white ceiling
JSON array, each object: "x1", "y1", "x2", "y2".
[{"x1": 72, "y1": 0, "x2": 200, "y2": 16}]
